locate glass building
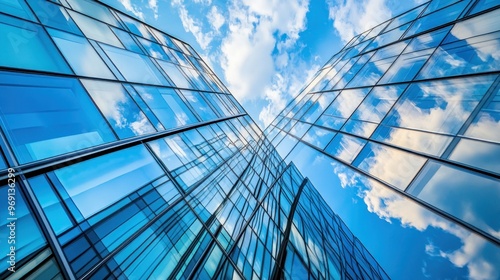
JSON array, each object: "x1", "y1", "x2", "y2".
[
  {"x1": 0, "y1": 0, "x2": 389, "y2": 279},
  {"x1": 265, "y1": 0, "x2": 500, "y2": 279}
]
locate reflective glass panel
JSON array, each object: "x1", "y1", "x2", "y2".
[
  {"x1": 66, "y1": 0, "x2": 121, "y2": 27},
  {"x1": 353, "y1": 142, "x2": 427, "y2": 190},
  {"x1": 157, "y1": 60, "x2": 192, "y2": 88},
  {"x1": 448, "y1": 138, "x2": 500, "y2": 174},
  {"x1": 0, "y1": 72, "x2": 116, "y2": 163},
  {"x1": 301, "y1": 126, "x2": 336, "y2": 150},
  {"x1": 408, "y1": 161, "x2": 500, "y2": 237},
  {"x1": 323, "y1": 88, "x2": 370, "y2": 119},
  {"x1": 134, "y1": 86, "x2": 198, "y2": 129},
  {"x1": 117, "y1": 13, "x2": 153, "y2": 39},
  {"x1": 0, "y1": 16, "x2": 71, "y2": 73},
  {"x1": 347, "y1": 57, "x2": 397, "y2": 88},
  {"x1": 470, "y1": 0, "x2": 500, "y2": 15},
  {"x1": 325, "y1": 133, "x2": 367, "y2": 163},
  {"x1": 0, "y1": 0, "x2": 35, "y2": 20},
  {"x1": 403, "y1": 26, "x2": 451, "y2": 53},
  {"x1": 383, "y1": 76, "x2": 495, "y2": 134},
  {"x1": 379, "y1": 49, "x2": 433, "y2": 84},
  {"x1": 404, "y1": 1, "x2": 469, "y2": 37},
  {"x1": 340, "y1": 119, "x2": 378, "y2": 138},
  {"x1": 81, "y1": 79, "x2": 156, "y2": 138},
  {"x1": 464, "y1": 88, "x2": 500, "y2": 143},
  {"x1": 180, "y1": 90, "x2": 218, "y2": 121},
  {"x1": 101, "y1": 44, "x2": 168, "y2": 85},
  {"x1": 54, "y1": 145, "x2": 164, "y2": 218},
  {"x1": 48, "y1": 28, "x2": 115, "y2": 79},
  {"x1": 138, "y1": 37, "x2": 171, "y2": 61},
  {"x1": 351, "y1": 85, "x2": 407, "y2": 123},
  {"x1": 68, "y1": 10, "x2": 123, "y2": 47},
  {"x1": 27, "y1": 0, "x2": 82, "y2": 35},
  {"x1": 385, "y1": 5, "x2": 425, "y2": 30},
  {"x1": 371, "y1": 125, "x2": 453, "y2": 156}
]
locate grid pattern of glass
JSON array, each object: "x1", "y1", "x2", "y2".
[
  {"x1": 266, "y1": 1, "x2": 500, "y2": 279},
  {"x1": 0, "y1": 1, "x2": 388, "y2": 279}
]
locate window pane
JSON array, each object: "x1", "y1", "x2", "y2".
[
  {"x1": 156, "y1": 60, "x2": 192, "y2": 88},
  {"x1": 325, "y1": 133, "x2": 367, "y2": 163},
  {"x1": 353, "y1": 142, "x2": 427, "y2": 190},
  {"x1": 351, "y1": 85, "x2": 407, "y2": 123},
  {"x1": 463, "y1": 88, "x2": 500, "y2": 143},
  {"x1": 48, "y1": 28, "x2": 115, "y2": 79},
  {"x1": 448, "y1": 138, "x2": 500, "y2": 174},
  {"x1": 68, "y1": 10, "x2": 123, "y2": 47},
  {"x1": 0, "y1": 16, "x2": 71, "y2": 73},
  {"x1": 404, "y1": 1, "x2": 469, "y2": 37},
  {"x1": 27, "y1": 0, "x2": 82, "y2": 35},
  {"x1": 340, "y1": 119, "x2": 378, "y2": 138},
  {"x1": 65, "y1": 0, "x2": 121, "y2": 27},
  {"x1": 180, "y1": 90, "x2": 218, "y2": 121},
  {"x1": 54, "y1": 145, "x2": 164, "y2": 218},
  {"x1": 383, "y1": 76, "x2": 495, "y2": 134},
  {"x1": 301, "y1": 126, "x2": 336, "y2": 150},
  {"x1": 0, "y1": 0, "x2": 35, "y2": 21},
  {"x1": 101, "y1": 44, "x2": 168, "y2": 84},
  {"x1": 117, "y1": 13, "x2": 154, "y2": 40},
  {"x1": 81, "y1": 79, "x2": 156, "y2": 138},
  {"x1": 111, "y1": 27, "x2": 143, "y2": 53},
  {"x1": 371, "y1": 125, "x2": 453, "y2": 156},
  {"x1": 324, "y1": 88, "x2": 370, "y2": 119},
  {"x1": 408, "y1": 161, "x2": 500, "y2": 236},
  {"x1": 385, "y1": 5, "x2": 425, "y2": 31},
  {"x1": 379, "y1": 49, "x2": 433, "y2": 84},
  {"x1": 0, "y1": 72, "x2": 116, "y2": 163},
  {"x1": 137, "y1": 37, "x2": 171, "y2": 61},
  {"x1": 134, "y1": 85, "x2": 198, "y2": 129}
]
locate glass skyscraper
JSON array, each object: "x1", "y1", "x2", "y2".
[
  {"x1": 265, "y1": 0, "x2": 500, "y2": 279},
  {"x1": 0, "y1": 0, "x2": 389, "y2": 279}
]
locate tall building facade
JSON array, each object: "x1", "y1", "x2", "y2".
[
  {"x1": 265, "y1": 0, "x2": 500, "y2": 279},
  {"x1": 0, "y1": 0, "x2": 388, "y2": 279}
]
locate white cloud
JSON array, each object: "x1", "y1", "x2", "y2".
[
  {"x1": 208, "y1": 6, "x2": 225, "y2": 31},
  {"x1": 327, "y1": 0, "x2": 392, "y2": 43},
  {"x1": 118, "y1": 0, "x2": 144, "y2": 20},
  {"x1": 148, "y1": 0, "x2": 158, "y2": 19},
  {"x1": 172, "y1": 1, "x2": 214, "y2": 50}
]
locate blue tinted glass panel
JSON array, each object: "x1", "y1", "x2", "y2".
[
  {"x1": 463, "y1": 88, "x2": 500, "y2": 143},
  {"x1": 55, "y1": 145, "x2": 164, "y2": 218},
  {"x1": 351, "y1": 85, "x2": 407, "y2": 123},
  {"x1": 347, "y1": 57, "x2": 397, "y2": 88},
  {"x1": 138, "y1": 37, "x2": 171, "y2": 61},
  {"x1": 301, "y1": 126, "x2": 336, "y2": 150},
  {"x1": 65, "y1": 0, "x2": 121, "y2": 27},
  {"x1": 156, "y1": 60, "x2": 192, "y2": 88},
  {"x1": 0, "y1": 15, "x2": 71, "y2": 73},
  {"x1": 101, "y1": 44, "x2": 168, "y2": 85},
  {"x1": 403, "y1": 26, "x2": 451, "y2": 52},
  {"x1": 0, "y1": 72, "x2": 116, "y2": 163},
  {"x1": 385, "y1": 5, "x2": 425, "y2": 30},
  {"x1": 111, "y1": 27, "x2": 143, "y2": 53},
  {"x1": 48, "y1": 28, "x2": 115, "y2": 79},
  {"x1": 180, "y1": 90, "x2": 218, "y2": 121},
  {"x1": 26, "y1": 0, "x2": 82, "y2": 35},
  {"x1": 134, "y1": 86, "x2": 198, "y2": 129},
  {"x1": 470, "y1": 0, "x2": 500, "y2": 15},
  {"x1": 324, "y1": 88, "x2": 370, "y2": 119},
  {"x1": 81, "y1": 80, "x2": 156, "y2": 138},
  {"x1": 68, "y1": 10, "x2": 123, "y2": 47},
  {"x1": 371, "y1": 125, "x2": 453, "y2": 156},
  {"x1": 383, "y1": 76, "x2": 495, "y2": 134},
  {"x1": 379, "y1": 49, "x2": 433, "y2": 84},
  {"x1": 325, "y1": 133, "x2": 367, "y2": 163},
  {"x1": 0, "y1": 0, "x2": 35, "y2": 21},
  {"x1": 408, "y1": 161, "x2": 500, "y2": 236},
  {"x1": 315, "y1": 115, "x2": 347, "y2": 131},
  {"x1": 353, "y1": 142, "x2": 427, "y2": 190},
  {"x1": 448, "y1": 138, "x2": 500, "y2": 174},
  {"x1": 405, "y1": 1, "x2": 469, "y2": 37},
  {"x1": 28, "y1": 175, "x2": 73, "y2": 234},
  {"x1": 117, "y1": 13, "x2": 153, "y2": 40},
  {"x1": 183, "y1": 68, "x2": 213, "y2": 91},
  {"x1": 340, "y1": 119, "x2": 378, "y2": 138},
  {"x1": 365, "y1": 23, "x2": 410, "y2": 52}
]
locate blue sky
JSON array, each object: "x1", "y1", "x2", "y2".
[{"x1": 101, "y1": 0, "x2": 424, "y2": 129}]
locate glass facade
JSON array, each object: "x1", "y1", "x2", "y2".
[
  {"x1": 0, "y1": 1, "x2": 388, "y2": 280},
  {"x1": 266, "y1": 1, "x2": 500, "y2": 279}
]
